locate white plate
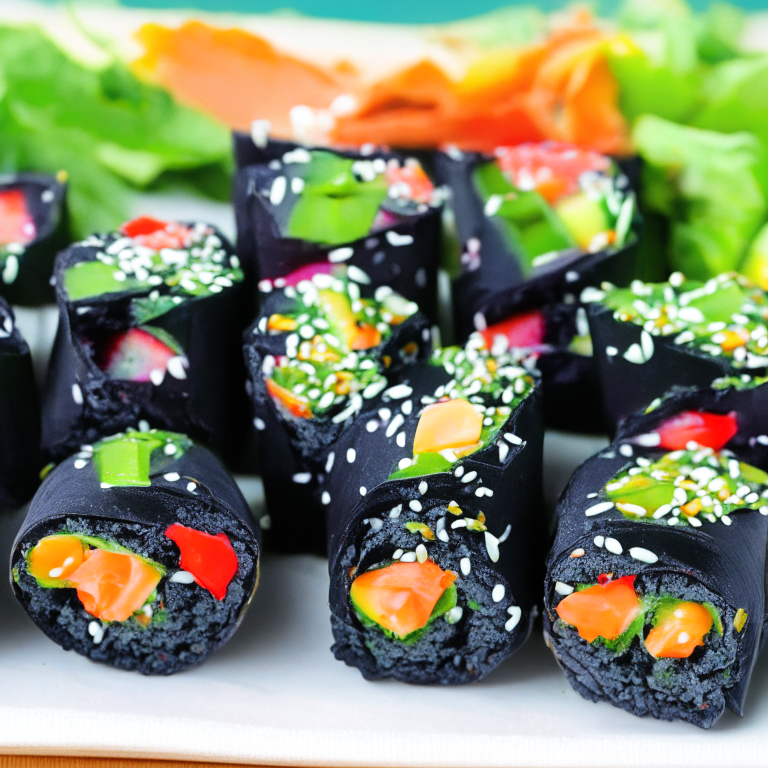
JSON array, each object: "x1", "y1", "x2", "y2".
[{"x1": 3, "y1": 432, "x2": 768, "y2": 768}]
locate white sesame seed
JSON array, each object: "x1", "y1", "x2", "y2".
[
  {"x1": 73, "y1": 459, "x2": 87, "y2": 469},
  {"x1": 359, "y1": 487, "x2": 367, "y2": 496},
  {"x1": 396, "y1": 432, "x2": 406, "y2": 448},
  {"x1": 365, "y1": 420, "x2": 378, "y2": 433},
  {"x1": 409, "y1": 500, "x2": 422, "y2": 512},
  {"x1": 187, "y1": 482, "x2": 197, "y2": 493},
  {"x1": 400, "y1": 551, "x2": 417, "y2": 562},
  {"x1": 328, "y1": 247, "x2": 354, "y2": 263},
  {"x1": 504, "y1": 432, "x2": 522, "y2": 445},
  {"x1": 369, "y1": 518, "x2": 383, "y2": 531},
  {"x1": 497, "y1": 525, "x2": 511, "y2": 544},
  {"x1": 347, "y1": 448, "x2": 356, "y2": 463},
  {"x1": 461, "y1": 470, "x2": 478, "y2": 484},
  {"x1": 619, "y1": 444, "x2": 633, "y2": 457},
  {"x1": 485, "y1": 532, "x2": 500, "y2": 562},
  {"x1": 170, "y1": 571, "x2": 195, "y2": 584},
  {"x1": 460, "y1": 557, "x2": 471, "y2": 575},
  {"x1": 386, "y1": 231, "x2": 414, "y2": 247},
  {"x1": 292, "y1": 472, "x2": 312, "y2": 484},
  {"x1": 594, "y1": 535, "x2": 605, "y2": 548},
  {"x1": 492, "y1": 584, "x2": 505, "y2": 602},
  {"x1": 385, "y1": 384, "x2": 413, "y2": 400},
  {"x1": 398, "y1": 458, "x2": 412, "y2": 470},
  {"x1": 629, "y1": 547, "x2": 658, "y2": 564},
  {"x1": 605, "y1": 537, "x2": 622, "y2": 554},
  {"x1": 585, "y1": 501, "x2": 614, "y2": 517},
  {"x1": 454, "y1": 466, "x2": 465, "y2": 477},
  {"x1": 164, "y1": 443, "x2": 177, "y2": 456},
  {"x1": 393, "y1": 549, "x2": 404, "y2": 560},
  {"x1": 555, "y1": 582, "x2": 574, "y2": 596},
  {"x1": 321, "y1": 491, "x2": 331, "y2": 505},
  {"x1": 164, "y1": 472, "x2": 180, "y2": 482},
  {"x1": 418, "y1": 481, "x2": 428, "y2": 495},
  {"x1": 498, "y1": 441, "x2": 509, "y2": 463},
  {"x1": 138, "y1": 420, "x2": 150, "y2": 432},
  {"x1": 88, "y1": 621, "x2": 105, "y2": 644},
  {"x1": 451, "y1": 520, "x2": 467, "y2": 529},
  {"x1": 71, "y1": 383, "x2": 83, "y2": 405},
  {"x1": 505, "y1": 606, "x2": 522, "y2": 632}
]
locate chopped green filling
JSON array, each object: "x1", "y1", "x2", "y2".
[
  {"x1": 604, "y1": 447, "x2": 768, "y2": 526},
  {"x1": 93, "y1": 429, "x2": 192, "y2": 487},
  {"x1": 266, "y1": 278, "x2": 417, "y2": 419},
  {"x1": 63, "y1": 227, "x2": 242, "y2": 305},
  {"x1": 285, "y1": 151, "x2": 388, "y2": 245},
  {"x1": 596, "y1": 273, "x2": 768, "y2": 368},
  {"x1": 473, "y1": 161, "x2": 574, "y2": 269}
]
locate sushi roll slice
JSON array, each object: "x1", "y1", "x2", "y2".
[
  {"x1": 0, "y1": 172, "x2": 68, "y2": 306},
  {"x1": 325, "y1": 339, "x2": 544, "y2": 683},
  {"x1": 586, "y1": 272, "x2": 768, "y2": 434},
  {"x1": 234, "y1": 136, "x2": 443, "y2": 319},
  {"x1": 544, "y1": 391, "x2": 768, "y2": 727},
  {"x1": 0, "y1": 297, "x2": 41, "y2": 507},
  {"x1": 11, "y1": 428, "x2": 260, "y2": 674},
  {"x1": 436, "y1": 142, "x2": 640, "y2": 432},
  {"x1": 42, "y1": 217, "x2": 248, "y2": 464},
  {"x1": 244, "y1": 272, "x2": 431, "y2": 552}
]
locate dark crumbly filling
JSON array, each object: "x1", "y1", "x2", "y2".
[
  {"x1": 14, "y1": 506, "x2": 257, "y2": 675},
  {"x1": 332, "y1": 499, "x2": 524, "y2": 684},
  {"x1": 547, "y1": 554, "x2": 740, "y2": 728}
]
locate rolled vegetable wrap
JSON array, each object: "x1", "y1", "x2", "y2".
[
  {"x1": 0, "y1": 172, "x2": 68, "y2": 306},
  {"x1": 11, "y1": 429, "x2": 260, "y2": 675},
  {"x1": 436, "y1": 142, "x2": 640, "y2": 432},
  {"x1": 42, "y1": 217, "x2": 248, "y2": 464},
  {"x1": 325, "y1": 340, "x2": 544, "y2": 683},
  {"x1": 544, "y1": 400, "x2": 768, "y2": 727},
  {"x1": 244, "y1": 273, "x2": 431, "y2": 552},
  {"x1": 586, "y1": 272, "x2": 768, "y2": 434},
  {"x1": 234, "y1": 137, "x2": 443, "y2": 319},
  {"x1": 0, "y1": 297, "x2": 41, "y2": 508}
]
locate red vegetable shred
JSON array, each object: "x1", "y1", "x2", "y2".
[
  {"x1": 655, "y1": 411, "x2": 738, "y2": 451},
  {"x1": 0, "y1": 189, "x2": 36, "y2": 246},
  {"x1": 165, "y1": 523, "x2": 239, "y2": 600},
  {"x1": 481, "y1": 310, "x2": 546, "y2": 351}
]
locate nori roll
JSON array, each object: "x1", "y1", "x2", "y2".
[
  {"x1": 325, "y1": 339, "x2": 545, "y2": 683},
  {"x1": 234, "y1": 136, "x2": 443, "y2": 319},
  {"x1": 586, "y1": 272, "x2": 768, "y2": 434},
  {"x1": 0, "y1": 297, "x2": 41, "y2": 507},
  {"x1": 544, "y1": 394, "x2": 768, "y2": 727},
  {"x1": 436, "y1": 142, "x2": 639, "y2": 432},
  {"x1": 244, "y1": 272, "x2": 431, "y2": 552},
  {"x1": 11, "y1": 428, "x2": 260, "y2": 675},
  {"x1": 42, "y1": 217, "x2": 248, "y2": 464},
  {"x1": 0, "y1": 172, "x2": 68, "y2": 306}
]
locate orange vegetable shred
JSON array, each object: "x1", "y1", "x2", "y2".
[
  {"x1": 556, "y1": 575, "x2": 640, "y2": 643},
  {"x1": 412, "y1": 398, "x2": 483, "y2": 455},
  {"x1": 645, "y1": 602, "x2": 713, "y2": 659},
  {"x1": 350, "y1": 560, "x2": 456, "y2": 637}
]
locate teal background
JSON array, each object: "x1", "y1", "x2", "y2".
[{"x1": 117, "y1": 0, "x2": 767, "y2": 23}]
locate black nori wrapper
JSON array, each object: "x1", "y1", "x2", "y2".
[
  {"x1": 0, "y1": 173, "x2": 68, "y2": 306},
  {"x1": 243, "y1": 283, "x2": 432, "y2": 553},
  {"x1": 435, "y1": 149, "x2": 639, "y2": 432},
  {"x1": 544, "y1": 434, "x2": 767, "y2": 728},
  {"x1": 587, "y1": 301, "x2": 753, "y2": 436},
  {"x1": 11, "y1": 435, "x2": 260, "y2": 675},
  {"x1": 233, "y1": 136, "x2": 442, "y2": 319},
  {"x1": 41, "y1": 226, "x2": 249, "y2": 465},
  {"x1": 324, "y1": 359, "x2": 545, "y2": 683},
  {"x1": 0, "y1": 298, "x2": 41, "y2": 508}
]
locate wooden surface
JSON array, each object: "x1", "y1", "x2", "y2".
[{"x1": 0, "y1": 759, "x2": 273, "y2": 768}]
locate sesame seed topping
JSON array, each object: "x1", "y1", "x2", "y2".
[
  {"x1": 164, "y1": 472, "x2": 180, "y2": 482},
  {"x1": 460, "y1": 557, "x2": 471, "y2": 575},
  {"x1": 604, "y1": 537, "x2": 622, "y2": 554},
  {"x1": 492, "y1": 584, "x2": 505, "y2": 602},
  {"x1": 505, "y1": 606, "x2": 522, "y2": 632},
  {"x1": 555, "y1": 582, "x2": 574, "y2": 596}
]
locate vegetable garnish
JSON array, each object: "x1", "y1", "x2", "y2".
[
  {"x1": 0, "y1": 189, "x2": 36, "y2": 246},
  {"x1": 654, "y1": 410, "x2": 738, "y2": 451},
  {"x1": 350, "y1": 560, "x2": 457, "y2": 638},
  {"x1": 90, "y1": 327, "x2": 182, "y2": 383},
  {"x1": 120, "y1": 217, "x2": 193, "y2": 250},
  {"x1": 644, "y1": 600, "x2": 714, "y2": 659},
  {"x1": 28, "y1": 535, "x2": 86, "y2": 588},
  {"x1": 556, "y1": 574, "x2": 641, "y2": 643},
  {"x1": 412, "y1": 399, "x2": 483, "y2": 455},
  {"x1": 165, "y1": 524, "x2": 239, "y2": 601},
  {"x1": 480, "y1": 310, "x2": 546, "y2": 353},
  {"x1": 605, "y1": 448, "x2": 768, "y2": 526},
  {"x1": 67, "y1": 549, "x2": 163, "y2": 623}
]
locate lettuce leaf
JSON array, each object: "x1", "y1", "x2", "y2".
[
  {"x1": 0, "y1": 24, "x2": 232, "y2": 238},
  {"x1": 632, "y1": 115, "x2": 768, "y2": 279}
]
